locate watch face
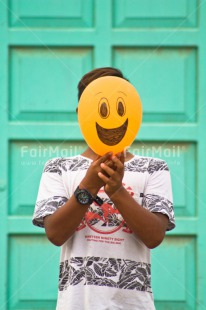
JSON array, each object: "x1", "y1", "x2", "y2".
[{"x1": 77, "y1": 190, "x2": 91, "y2": 205}]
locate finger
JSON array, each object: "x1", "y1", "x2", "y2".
[
  {"x1": 100, "y1": 162, "x2": 115, "y2": 177},
  {"x1": 116, "y1": 152, "x2": 121, "y2": 159},
  {"x1": 120, "y1": 152, "x2": 125, "y2": 164},
  {"x1": 98, "y1": 171, "x2": 109, "y2": 183},
  {"x1": 105, "y1": 159, "x2": 116, "y2": 170},
  {"x1": 116, "y1": 152, "x2": 125, "y2": 165},
  {"x1": 104, "y1": 159, "x2": 112, "y2": 165},
  {"x1": 111, "y1": 156, "x2": 124, "y2": 172},
  {"x1": 95, "y1": 152, "x2": 113, "y2": 164}
]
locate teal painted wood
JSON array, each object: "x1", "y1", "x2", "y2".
[
  {"x1": 9, "y1": 0, "x2": 94, "y2": 28},
  {"x1": 114, "y1": 47, "x2": 197, "y2": 122},
  {"x1": 113, "y1": 0, "x2": 197, "y2": 28},
  {"x1": 152, "y1": 236, "x2": 196, "y2": 308},
  {"x1": 8, "y1": 236, "x2": 60, "y2": 309},
  {"x1": 197, "y1": 2, "x2": 206, "y2": 309},
  {"x1": 0, "y1": 0, "x2": 206, "y2": 309},
  {"x1": 0, "y1": 2, "x2": 9, "y2": 310},
  {"x1": 10, "y1": 47, "x2": 93, "y2": 121}
]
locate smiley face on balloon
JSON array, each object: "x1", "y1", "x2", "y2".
[{"x1": 78, "y1": 76, "x2": 142, "y2": 155}]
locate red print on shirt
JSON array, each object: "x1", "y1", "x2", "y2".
[{"x1": 76, "y1": 183, "x2": 133, "y2": 234}]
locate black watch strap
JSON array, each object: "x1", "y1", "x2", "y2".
[
  {"x1": 75, "y1": 186, "x2": 103, "y2": 206},
  {"x1": 93, "y1": 195, "x2": 104, "y2": 206}
]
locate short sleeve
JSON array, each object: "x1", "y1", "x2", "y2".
[
  {"x1": 142, "y1": 158, "x2": 175, "y2": 231},
  {"x1": 32, "y1": 158, "x2": 68, "y2": 228}
]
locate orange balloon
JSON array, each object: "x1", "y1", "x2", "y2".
[{"x1": 78, "y1": 76, "x2": 142, "y2": 155}]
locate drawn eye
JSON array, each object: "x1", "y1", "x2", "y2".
[
  {"x1": 117, "y1": 98, "x2": 126, "y2": 116},
  {"x1": 99, "y1": 98, "x2": 110, "y2": 118}
]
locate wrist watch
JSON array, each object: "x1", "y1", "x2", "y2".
[{"x1": 74, "y1": 186, "x2": 103, "y2": 206}]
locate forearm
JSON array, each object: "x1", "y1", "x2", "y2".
[
  {"x1": 44, "y1": 195, "x2": 89, "y2": 246},
  {"x1": 109, "y1": 187, "x2": 168, "y2": 249},
  {"x1": 44, "y1": 174, "x2": 101, "y2": 247}
]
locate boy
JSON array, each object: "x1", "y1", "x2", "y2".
[{"x1": 33, "y1": 67, "x2": 175, "y2": 309}]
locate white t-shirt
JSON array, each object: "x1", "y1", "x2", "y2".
[{"x1": 33, "y1": 155, "x2": 175, "y2": 310}]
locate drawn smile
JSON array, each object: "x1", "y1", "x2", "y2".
[{"x1": 96, "y1": 119, "x2": 128, "y2": 146}]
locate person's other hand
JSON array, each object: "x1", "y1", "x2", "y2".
[
  {"x1": 97, "y1": 152, "x2": 125, "y2": 197},
  {"x1": 80, "y1": 152, "x2": 114, "y2": 196}
]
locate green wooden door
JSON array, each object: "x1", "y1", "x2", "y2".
[{"x1": 1, "y1": 1, "x2": 206, "y2": 309}]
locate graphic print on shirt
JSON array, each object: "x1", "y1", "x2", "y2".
[
  {"x1": 43, "y1": 157, "x2": 90, "y2": 175},
  {"x1": 77, "y1": 184, "x2": 134, "y2": 234},
  {"x1": 43, "y1": 156, "x2": 169, "y2": 176},
  {"x1": 59, "y1": 256, "x2": 151, "y2": 293}
]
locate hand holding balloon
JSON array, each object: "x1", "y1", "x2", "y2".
[
  {"x1": 98, "y1": 152, "x2": 125, "y2": 197},
  {"x1": 79, "y1": 152, "x2": 114, "y2": 196}
]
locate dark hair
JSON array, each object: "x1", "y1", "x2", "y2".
[{"x1": 77, "y1": 67, "x2": 129, "y2": 100}]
